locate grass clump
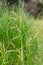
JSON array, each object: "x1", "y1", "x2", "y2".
[{"x1": 0, "y1": 5, "x2": 43, "y2": 65}]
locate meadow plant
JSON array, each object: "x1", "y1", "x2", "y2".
[{"x1": 0, "y1": 5, "x2": 43, "y2": 65}]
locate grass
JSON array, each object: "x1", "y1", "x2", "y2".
[{"x1": 0, "y1": 5, "x2": 43, "y2": 65}]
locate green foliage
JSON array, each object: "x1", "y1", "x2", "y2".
[{"x1": 0, "y1": 6, "x2": 43, "y2": 65}]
